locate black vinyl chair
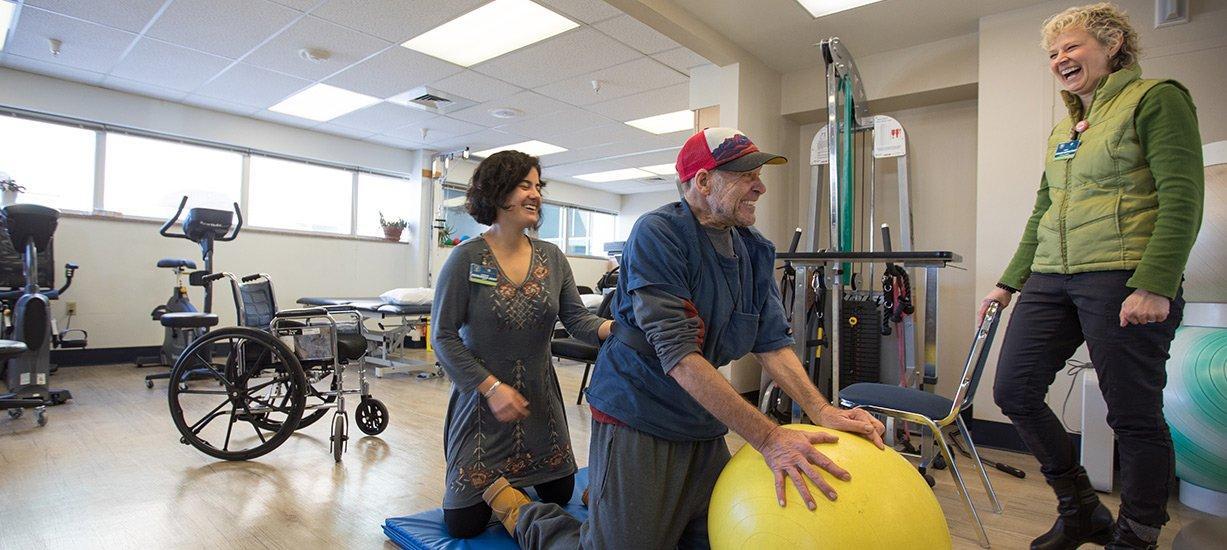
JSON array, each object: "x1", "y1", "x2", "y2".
[
  {"x1": 838, "y1": 301, "x2": 1004, "y2": 549},
  {"x1": 551, "y1": 291, "x2": 614, "y2": 405}
]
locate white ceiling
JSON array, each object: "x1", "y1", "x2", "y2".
[
  {"x1": 671, "y1": 0, "x2": 1052, "y2": 73},
  {"x1": 0, "y1": 0, "x2": 711, "y2": 194}
]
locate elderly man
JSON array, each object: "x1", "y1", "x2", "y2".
[{"x1": 482, "y1": 128, "x2": 886, "y2": 549}]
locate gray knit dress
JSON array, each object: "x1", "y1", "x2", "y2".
[{"x1": 431, "y1": 236, "x2": 604, "y2": 509}]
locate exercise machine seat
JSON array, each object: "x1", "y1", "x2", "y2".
[
  {"x1": 159, "y1": 312, "x2": 219, "y2": 329},
  {"x1": 1, "y1": 204, "x2": 59, "y2": 250},
  {"x1": 156, "y1": 258, "x2": 197, "y2": 269},
  {"x1": 552, "y1": 338, "x2": 598, "y2": 363},
  {"x1": 0, "y1": 339, "x2": 28, "y2": 360}
]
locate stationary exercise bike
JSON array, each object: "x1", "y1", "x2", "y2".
[
  {"x1": 141, "y1": 196, "x2": 241, "y2": 389},
  {"x1": 0, "y1": 204, "x2": 85, "y2": 425}
]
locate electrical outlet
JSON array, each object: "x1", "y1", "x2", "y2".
[{"x1": 66, "y1": 302, "x2": 77, "y2": 316}]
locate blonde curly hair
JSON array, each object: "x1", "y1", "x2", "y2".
[{"x1": 1041, "y1": 3, "x2": 1141, "y2": 70}]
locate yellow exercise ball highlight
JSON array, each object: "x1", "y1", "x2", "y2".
[{"x1": 708, "y1": 424, "x2": 951, "y2": 549}]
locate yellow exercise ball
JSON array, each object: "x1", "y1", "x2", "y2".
[{"x1": 708, "y1": 424, "x2": 951, "y2": 549}]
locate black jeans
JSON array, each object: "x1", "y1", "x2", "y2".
[
  {"x1": 444, "y1": 474, "x2": 575, "y2": 538},
  {"x1": 993, "y1": 271, "x2": 1183, "y2": 527}
]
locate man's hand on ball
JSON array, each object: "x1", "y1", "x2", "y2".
[
  {"x1": 758, "y1": 426, "x2": 850, "y2": 510},
  {"x1": 817, "y1": 405, "x2": 886, "y2": 449}
]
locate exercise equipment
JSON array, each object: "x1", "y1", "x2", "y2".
[
  {"x1": 1164, "y1": 310, "x2": 1227, "y2": 516},
  {"x1": 384, "y1": 468, "x2": 590, "y2": 550},
  {"x1": 141, "y1": 196, "x2": 241, "y2": 388},
  {"x1": 167, "y1": 272, "x2": 387, "y2": 462},
  {"x1": 0, "y1": 204, "x2": 84, "y2": 425},
  {"x1": 708, "y1": 424, "x2": 950, "y2": 550}
]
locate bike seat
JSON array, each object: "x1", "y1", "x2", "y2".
[
  {"x1": 157, "y1": 258, "x2": 197, "y2": 269},
  {"x1": 0, "y1": 339, "x2": 28, "y2": 360},
  {"x1": 159, "y1": 312, "x2": 219, "y2": 329}
]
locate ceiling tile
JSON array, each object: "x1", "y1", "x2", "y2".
[
  {"x1": 535, "y1": 0, "x2": 622, "y2": 24},
  {"x1": 6, "y1": 7, "x2": 136, "y2": 73},
  {"x1": 592, "y1": 14, "x2": 681, "y2": 55},
  {"x1": 429, "y1": 129, "x2": 521, "y2": 153},
  {"x1": 534, "y1": 57, "x2": 686, "y2": 106},
  {"x1": 587, "y1": 82, "x2": 688, "y2": 121},
  {"x1": 244, "y1": 15, "x2": 392, "y2": 81},
  {"x1": 100, "y1": 75, "x2": 190, "y2": 102},
  {"x1": 311, "y1": 0, "x2": 489, "y2": 43},
  {"x1": 366, "y1": 134, "x2": 428, "y2": 150},
  {"x1": 651, "y1": 47, "x2": 711, "y2": 72},
  {"x1": 541, "y1": 158, "x2": 626, "y2": 177},
  {"x1": 494, "y1": 107, "x2": 613, "y2": 140},
  {"x1": 312, "y1": 122, "x2": 377, "y2": 140},
  {"x1": 0, "y1": 53, "x2": 106, "y2": 86},
  {"x1": 608, "y1": 148, "x2": 682, "y2": 169},
  {"x1": 25, "y1": 0, "x2": 166, "y2": 33},
  {"x1": 267, "y1": 0, "x2": 323, "y2": 11},
  {"x1": 430, "y1": 71, "x2": 522, "y2": 103},
  {"x1": 328, "y1": 102, "x2": 437, "y2": 133},
  {"x1": 383, "y1": 116, "x2": 485, "y2": 142},
  {"x1": 324, "y1": 46, "x2": 462, "y2": 99},
  {"x1": 195, "y1": 63, "x2": 312, "y2": 108},
  {"x1": 448, "y1": 90, "x2": 570, "y2": 127},
  {"x1": 145, "y1": 0, "x2": 302, "y2": 60},
  {"x1": 181, "y1": 94, "x2": 263, "y2": 117},
  {"x1": 545, "y1": 122, "x2": 654, "y2": 151},
  {"x1": 110, "y1": 38, "x2": 234, "y2": 92},
  {"x1": 470, "y1": 27, "x2": 639, "y2": 88},
  {"x1": 251, "y1": 108, "x2": 323, "y2": 129}
]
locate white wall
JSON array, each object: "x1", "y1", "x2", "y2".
[
  {"x1": 617, "y1": 190, "x2": 677, "y2": 239},
  {"x1": 973, "y1": 0, "x2": 1227, "y2": 424}
]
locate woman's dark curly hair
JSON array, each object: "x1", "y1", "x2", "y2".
[{"x1": 466, "y1": 150, "x2": 545, "y2": 226}]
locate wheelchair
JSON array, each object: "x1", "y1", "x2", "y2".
[{"x1": 166, "y1": 272, "x2": 388, "y2": 462}]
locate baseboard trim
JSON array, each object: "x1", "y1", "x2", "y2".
[{"x1": 51, "y1": 346, "x2": 159, "y2": 367}]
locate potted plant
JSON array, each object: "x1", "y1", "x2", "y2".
[
  {"x1": 0, "y1": 172, "x2": 23, "y2": 207},
  {"x1": 379, "y1": 211, "x2": 408, "y2": 241}
]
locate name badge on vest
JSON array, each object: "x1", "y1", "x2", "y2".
[
  {"x1": 469, "y1": 264, "x2": 498, "y2": 286},
  {"x1": 1053, "y1": 139, "x2": 1080, "y2": 161}
]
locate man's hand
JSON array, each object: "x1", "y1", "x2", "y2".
[
  {"x1": 816, "y1": 405, "x2": 886, "y2": 450},
  {"x1": 485, "y1": 383, "x2": 530, "y2": 422},
  {"x1": 758, "y1": 425, "x2": 849, "y2": 510},
  {"x1": 1119, "y1": 288, "x2": 1170, "y2": 327}
]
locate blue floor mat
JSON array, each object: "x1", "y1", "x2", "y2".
[{"x1": 384, "y1": 469, "x2": 590, "y2": 550}]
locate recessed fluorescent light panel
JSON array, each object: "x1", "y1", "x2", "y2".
[
  {"x1": 795, "y1": 0, "x2": 883, "y2": 18},
  {"x1": 402, "y1": 0, "x2": 579, "y2": 67},
  {"x1": 472, "y1": 140, "x2": 567, "y2": 158},
  {"x1": 625, "y1": 110, "x2": 693, "y2": 134},
  {"x1": 269, "y1": 84, "x2": 379, "y2": 121},
  {"x1": 575, "y1": 168, "x2": 654, "y2": 183},
  {"x1": 0, "y1": 1, "x2": 16, "y2": 51},
  {"x1": 640, "y1": 164, "x2": 676, "y2": 176}
]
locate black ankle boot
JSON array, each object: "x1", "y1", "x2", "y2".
[
  {"x1": 1105, "y1": 516, "x2": 1158, "y2": 549},
  {"x1": 1031, "y1": 467, "x2": 1115, "y2": 550}
]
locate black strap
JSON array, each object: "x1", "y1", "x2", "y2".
[{"x1": 611, "y1": 321, "x2": 658, "y2": 359}]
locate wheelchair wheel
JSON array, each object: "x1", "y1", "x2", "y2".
[
  {"x1": 331, "y1": 413, "x2": 347, "y2": 463},
  {"x1": 355, "y1": 398, "x2": 389, "y2": 435},
  {"x1": 167, "y1": 327, "x2": 306, "y2": 461}
]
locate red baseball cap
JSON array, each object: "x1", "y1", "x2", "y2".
[{"x1": 675, "y1": 127, "x2": 787, "y2": 183}]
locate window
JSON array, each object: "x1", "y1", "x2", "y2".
[
  {"x1": 440, "y1": 187, "x2": 486, "y2": 245},
  {"x1": 538, "y1": 203, "x2": 563, "y2": 248},
  {"x1": 0, "y1": 115, "x2": 96, "y2": 212},
  {"x1": 357, "y1": 173, "x2": 420, "y2": 240},
  {"x1": 104, "y1": 134, "x2": 242, "y2": 219},
  {"x1": 249, "y1": 156, "x2": 352, "y2": 234},
  {"x1": 566, "y1": 209, "x2": 616, "y2": 256},
  {"x1": 567, "y1": 209, "x2": 589, "y2": 255}
]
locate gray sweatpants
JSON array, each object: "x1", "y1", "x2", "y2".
[{"x1": 515, "y1": 420, "x2": 731, "y2": 549}]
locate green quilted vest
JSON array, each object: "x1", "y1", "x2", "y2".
[{"x1": 1033, "y1": 66, "x2": 1179, "y2": 274}]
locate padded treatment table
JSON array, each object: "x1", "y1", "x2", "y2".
[
  {"x1": 384, "y1": 468, "x2": 590, "y2": 550},
  {"x1": 298, "y1": 297, "x2": 438, "y2": 378}
]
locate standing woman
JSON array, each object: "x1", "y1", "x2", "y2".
[
  {"x1": 982, "y1": 3, "x2": 1203, "y2": 549},
  {"x1": 432, "y1": 150, "x2": 612, "y2": 538}
]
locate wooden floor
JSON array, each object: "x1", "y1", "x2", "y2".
[{"x1": 0, "y1": 351, "x2": 1210, "y2": 549}]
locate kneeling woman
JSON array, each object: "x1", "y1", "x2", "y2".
[{"x1": 432, "y1": 151, "x2": 612, "y2": 538}]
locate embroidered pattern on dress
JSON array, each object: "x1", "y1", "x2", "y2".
[{"x1": 484, "y1": 244, "x2": 552, "y2": 331}]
